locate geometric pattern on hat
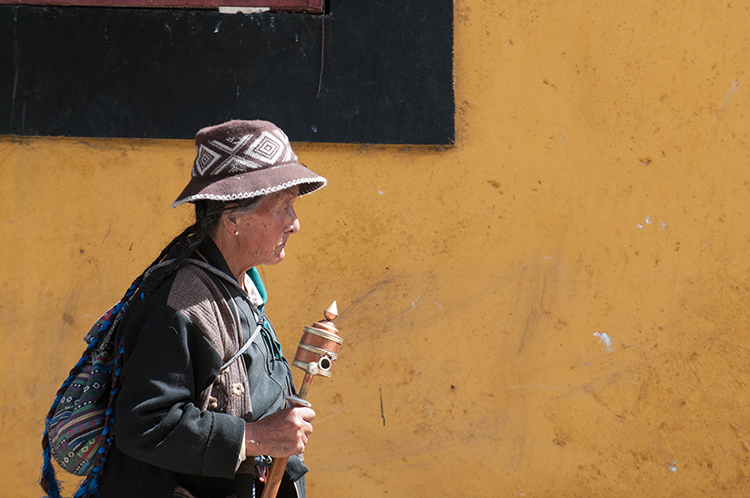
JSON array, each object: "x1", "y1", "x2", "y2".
[
  {"x1": 173, "y1": 119, "x2": 326, "y2": 208},
  {"x1": 244, "y1": 130, "x2": 295, "y2": 168},
  {"x1": 194, "y1": 129, "x2": 298, "y2": 177},
  {"x1": 194, "y1": 144, "x2": 224, "y2": 176}
]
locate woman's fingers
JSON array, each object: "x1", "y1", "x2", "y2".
[{"x1": 245, "y1": 406, "x2": 316, "y2": 458}]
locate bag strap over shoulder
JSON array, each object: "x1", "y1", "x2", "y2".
[
  {"x1": 146, "y1": 258, "x2": 264, "y2": 372},
  {"x1": 144, "y1": 258, "x2": 244, "y2": 295}
]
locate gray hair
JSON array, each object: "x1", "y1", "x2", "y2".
[{"x1": 195, "y1": 195, "x2": 266, "y2": 239}]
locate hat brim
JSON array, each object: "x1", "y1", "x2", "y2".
[{"x1": 171, "y1": 161, "x2": 327, "y2": 208}]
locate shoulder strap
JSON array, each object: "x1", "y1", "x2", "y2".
[
  {"x1": 207, "y1": 267, "x2": 265, "y2": 372},
  {"x1": 221, "y1": 323, "x2": 263, "y2": 372},
  {"x1": 147, "y1": 257, "x2": 263, "y2": 372},
  {"x1": 144, "y1": 258, "x2": 244, "y2": 294}
]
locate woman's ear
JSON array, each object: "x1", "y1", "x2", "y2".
[{"x1": 220, "y1": 212, "x2": 239, "y2": 235}]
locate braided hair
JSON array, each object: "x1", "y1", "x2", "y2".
[
  {"x1": 41, "y1": 195, "x2": 265, "y2": 498},
  {"x1": 162, "y1": 196, "x2": 263, "y2": 275}
]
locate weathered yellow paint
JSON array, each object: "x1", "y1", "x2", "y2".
[{"x1": 3, "y1": 1, "x2": 750, "y2": 496}]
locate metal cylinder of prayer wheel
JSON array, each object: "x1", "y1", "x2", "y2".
[{"x1": 292, "y1": 302, "x2": 343, "y2": 379}]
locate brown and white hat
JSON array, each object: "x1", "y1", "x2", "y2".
[{"x1": 172, "y1": 120, "x2": 327, "y2": 208}]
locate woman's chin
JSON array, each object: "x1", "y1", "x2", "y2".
[{"x1": 269, "y1": 250, "x2": 286, "y2": 265}]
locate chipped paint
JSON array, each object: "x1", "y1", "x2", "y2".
[{"x1": 593, "y1": 331, "x2": 613, "y2": 351}]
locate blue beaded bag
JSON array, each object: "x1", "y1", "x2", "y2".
[{"x1": 41, "y1": 281, "x2": 139, "y2": 498}]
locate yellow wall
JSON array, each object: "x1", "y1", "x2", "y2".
[{"x1": 3, "y1": 1, "x2": 750, "y2": 496}]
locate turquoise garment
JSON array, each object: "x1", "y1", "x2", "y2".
[
  {"x1": 247, "y1": 267, "x2": 267, "y2": 308},
  {"x1": 247, "y1": 267, "x2": 282, "y2": 360}
]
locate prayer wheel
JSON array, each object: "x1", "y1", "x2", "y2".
[
  {"x1": 292, "y1": 302, "x2": 343, "y2": 379},
  {"x1": 261, "y1": 302, "x2": 343, "y2": 498}
]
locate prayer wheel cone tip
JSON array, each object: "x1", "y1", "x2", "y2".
[{"x1": 324, "y1": 301, "x2": 338, "y2": 321}]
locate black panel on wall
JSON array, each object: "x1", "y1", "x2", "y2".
[{"x1": 0, "y1": 2, "x2": 454, "y2": 144}]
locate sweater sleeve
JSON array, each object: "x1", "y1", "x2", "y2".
[{"x1": 114, "y1": 305, "x2": 245, "y2": 479}]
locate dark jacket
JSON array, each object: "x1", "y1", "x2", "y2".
[{"x1": 98, "y1": 238, "x2": 305, "y2": 498}]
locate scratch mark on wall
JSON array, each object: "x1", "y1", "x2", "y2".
[
  {"x1": 721, "y1": 79, "x2": 741, "y2": 110},
  {"x1": 502, "y1": 384, "x2": 567, "y2": 390},
  {"x1": 11, "y1": 66, "x2": 18, "y2": 128},
  {"x1": 593, "y1": 331, "x2": 613, "y2": 351},
  {"x1": 379, "y1": 386, "x2": 386, "y2": 426},
  {"x1": 731, "y1": 422, "x2": 744, "y2": 437},
  {"x1": 486, "y1": 309, "x2": 505, "y2": 328},
  {"x1": 433, "y1": 300, "x2": 445, "y2": 312},
  {"x1": 11, "y1": 10, "x2": 18, "y2": 128},
  {"x1": 730, "y1": 422, "x2": 750, "y2": 451},
  {"x1": 516, "y1": 255, "x2": 558, "y2": 356},
  {"x1": 711, "y1": 78, "x2": 741, "y2": 128},
  {"x1": 310, "y1": 407, "x2": 346, "y2": 424},
  {"x1": 316, "y1": 15, "x2": 325, "y2": 98},
  {"x1": 336, "y1": 273, "x2": 436, "y2": 345},
  {"x1": 164, "y1": 22, "x2": 173, "y2": 46}
]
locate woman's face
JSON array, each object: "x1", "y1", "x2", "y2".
[{"x1": 236, "y1": 186, "x2": 300, "y2": 267}]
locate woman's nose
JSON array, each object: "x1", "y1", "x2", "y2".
[{"x1": 288, "y1": 209, "x2": 300, "y2": 233}]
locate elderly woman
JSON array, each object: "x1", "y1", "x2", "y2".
[{"x1": 97, "y1": 120, "x2": 327, "y2": 498}]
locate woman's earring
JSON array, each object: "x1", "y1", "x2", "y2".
[{"x1": 235, "y1": 230, "x2": 239, "y2": 236}]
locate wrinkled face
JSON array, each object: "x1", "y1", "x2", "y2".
[{"x1": 236, "y1": 186, "x2": 300, "y2": 267}]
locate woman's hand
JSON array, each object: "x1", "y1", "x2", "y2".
[{"x1": 244, "y1": 406, "x2": 316, "y2": 458}]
